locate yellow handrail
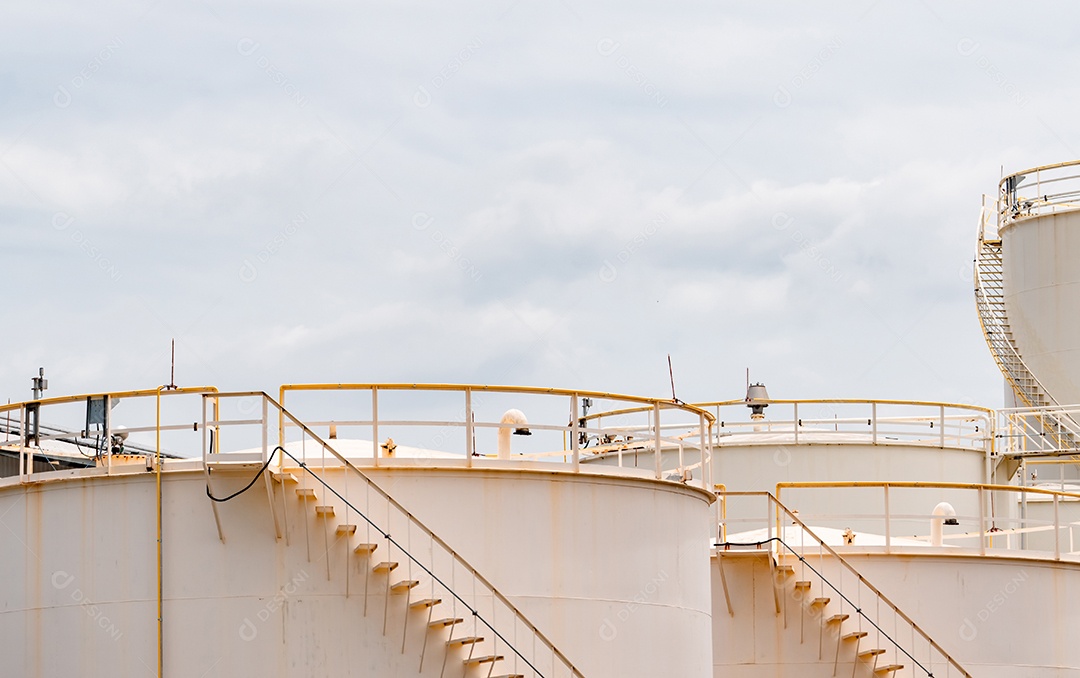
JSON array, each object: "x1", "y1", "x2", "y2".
[
  {"x1": 279, "y1": 382, "x2": 715, "y2": 418},
  {"x1": 0, "y1": 385, "x2": 219, "y2": 414}
]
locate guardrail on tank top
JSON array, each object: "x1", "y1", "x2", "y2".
[
  {"x1": 0, "y1": 386, "x2": 221, "y2": 482},
  {"x1": 276, "y1": 383, "x2": 716, "y2": 489},
  {"x1": 716, "y1": 491, "x2": 974, "y2": 678},
  {"x1": 693, "y1": 399, "x2": 992, "y2": 452},
  {"x1": 771, "y1": 481, "x2": 1080, "y2": 561},
  {"x1": 999, "y1": 160, "x2": 1080, "y2": 225}
]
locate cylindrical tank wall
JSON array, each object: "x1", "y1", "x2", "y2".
[
  {"x1": 0, "y1": 464, "x2": 714, "y2": 677},
  {"x1": 711, "y1": 551, "x2": 1080, "y2": 677},
  {"x1": 1002, "y1": 209, "x2": 1080, "y2": 406}
]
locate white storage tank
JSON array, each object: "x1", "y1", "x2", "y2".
[
  {"x1": 999, "y1": 163, "x2": 1080, "y2": 407},
  {"x1": 0, "y1": 452, "x2": 714, "y2": 678}
]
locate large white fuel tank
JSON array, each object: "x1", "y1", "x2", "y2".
[
  {"x1": 0, "y1": 456, "x2": 714, "y2": 678},
  {"x1": 1001, "y1": 199, "x2": 1080, "y2": 406}
]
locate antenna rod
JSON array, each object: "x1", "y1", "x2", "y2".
[
  {"x1": 168, "y1": 339, "x2": 176, "y2": 390},
  {"x1": 668, "y1": 354, "x2": 678, "y2": 402}
]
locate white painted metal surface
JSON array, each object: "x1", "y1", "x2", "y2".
[{"x1": 998, "y1": 163, "x2": 1080, "y2": 408}]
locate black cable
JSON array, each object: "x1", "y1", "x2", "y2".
[{"x1": 205, "y1": 440, "x2": 281, "y2": 503}]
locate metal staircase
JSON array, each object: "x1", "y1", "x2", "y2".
[
  {"x1": 974, "y1": 201, "x2": 1080, "y2": 456},
  {"x1": 205, "y1": 393, "x2": 584, "y2": 678},
  {"x1": 974, "y1": 203, "x2": 1056, "y2": 410},
  {"x1": 714, "y1": 492, "x2": 972, "y2": 678}
]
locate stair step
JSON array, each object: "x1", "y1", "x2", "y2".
[
  {"x1": 372, "y1": 561, "x2": 399, "y2": 573},
  {"x1": 775, "y1": 565, "x2": 793, "y2": 576},
  {"x1": 295, "y1": 488, "x2": 316, "y2": 499},
  {"x1": 271, "y1": 472, "x2": 297, "y2": 483},
  {"x1": 490, "y1": 675, "x2": 525, "y2": 678},
  {"x1": 464, "y1": 655, "x2": 503, "y2": 667},
  {"x1": 809, "y1": 597, "x2": 830, "y2": 607},
  {"x1": 842, "y1": 631, "x2": 868, "y2": 641},
  {"x1": 354, "y1": 543, "x2": 379, "y2": 554},
  {"x1": 390, "y1": 579, "x2": 420, "y2": 592},
  {"x1": 447, "y1": 636, "x2": 484, "y2": 648},
  {"x1": 793, "y1": 580, "x2": 812, "y2": 589},
  {"x1": 429, "y1": 617, "x2": 463, "y2": 629},
  {"x1": 314, "y1": 505, "x2": 335, "y2": 516},
  {"x1": 409, "y1": 598, "x2": 442, "y2": 610},
  {"x1": 335, "y1": 524, "x2": 357, "y2": 535},
  {"x1": 826, "y1": 614, "x2": 849, "y2": 624},
  {"x1": 875, "y1": 666, "x2": 903, "y2": 674},
  {"x1": 859, "y1": 649, "x2": 886, "y2": 659}
]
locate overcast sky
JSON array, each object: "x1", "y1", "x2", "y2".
[{"x1": 3, "y1": 1, "x2": 1078, "y2": 409}]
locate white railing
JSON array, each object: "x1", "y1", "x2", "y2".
[
  {"x1": 277, "y1": 383, "x2": 715, "y2": 490},
  {"x1": 997, "y1": 404, "x2": 1080, "y2": 457},
  {"x1": 773, "y1": 481, "x2": 1080, "y2": 561},
  {"x1": 999, "y1": 160, "x2": 1080, "y2": 226},
  {"x1": 717, "y1": 492, "x2": 973, "y2": 678},
  {"x1": 695, "y1": 399, "x2": 991, "y2": 452}
]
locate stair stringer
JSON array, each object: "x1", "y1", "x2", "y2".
[{"x1": 268, "y1": 471, "x2": 516, "y2": 678}]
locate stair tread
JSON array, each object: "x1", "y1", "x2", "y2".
[
  {"x1": 335, "y1": 524, "x2": 357, "y2": 535},
  {"x1": 372, "y1": 561, "x2": 399, "y2": 573},
  {"x1": 859, "y1": 649, "x2": 886, "y2": 658},
  {"x1": 314, "y1": 505, "x2": 335, "y2": 516},
  {"x1": 271, "y1": 472, "x2": 297, "y2": 483},
  {"x1": 409, "y1": 598, "x2": 442, "y2": 610},
  {"x1": 826, "y1": 614, "x2": 849, "y2": 623},
  {"x1": 353, "y1": 543, "x2": 379, "y2": 554},
  {"x1": 447, "y1": 636, "x2": 484, "y2": 647},
  {"x1": 464, "y1": 655, "x2": 503, "y2": 666},
  {"x1": 842, "y1": 631, "x2": 868, "y2": 641},
  {"x1": 390, "y1": 579, "x2": 420, "y2": 592},
  {"x1": 809, "y1": 597, "x2": 830, "y2": 606},
  {"x1": 295, "y1": 488, "x2": 316, "y2": 498},
  {"x1": 875, "y1": 665, "x2": 903, "y2": 673},
  {"x1": 429, "y1": 617, "x2": 463, "y2": 628},
  {"x1": 793, "y1": 580, "x2": 812, "y2": 589}
]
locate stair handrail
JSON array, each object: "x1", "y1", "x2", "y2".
[
  {"x1": 718, "y1": 491, "x2": 974, "y2": 678},
  {"x1": 258, "y1": 392, "x2": 586, "y2": 678}
]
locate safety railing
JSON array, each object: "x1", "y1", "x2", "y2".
[
  {"x1": 202, "y1": 390, "x2": 585, "y2": 678},
  {"x1": 0, "y1": 386, "x2": 220, "y2": 482},
  {"x1": 999, "y1": 160, "x2": 1080, "y2": 226},
  {"x1": 774, "y1": 481, "x2": 1080, "y2": 561},
  {"x1": 693, "y1": 399, "x2": 992, "y2": 453},
  {"x1": 717, "y1": 491, "x2": 973, "y2": 678},
  {"x1": 997, "y1": 404, "x2": 1080, "y2": 457},
  {"x1": 277, "y1": 383, "x2": 715, "y2": 489}
]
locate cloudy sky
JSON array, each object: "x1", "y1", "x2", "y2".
[{"x1": 3, "y1": 1, "x2": 1077, "y2": 409}]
